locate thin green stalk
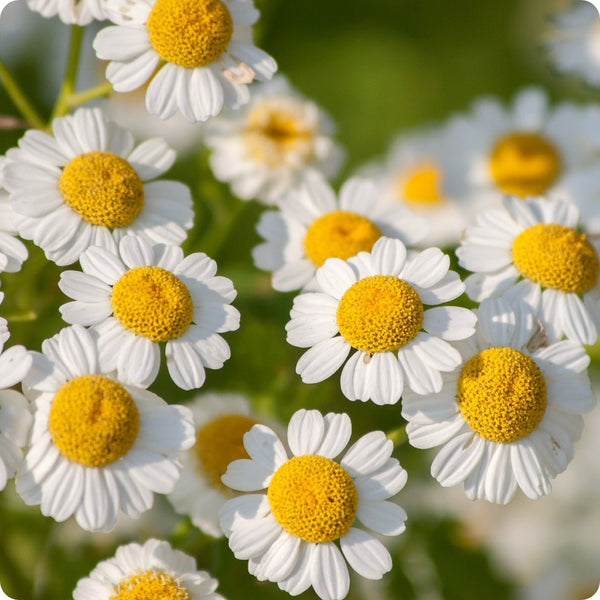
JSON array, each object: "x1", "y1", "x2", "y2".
[
  {"x1": 387, "y1": 424, "x2": 408, "y2": 447},
  {"x1": 67, "y1": 81, "x2": 113, "y2": 108},
  {"x1": 0, "y1": 59, "x2": 45, "y2": 129}
]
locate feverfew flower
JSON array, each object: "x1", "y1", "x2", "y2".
[
  {"x1": 205, "y1": 76, "x2": 345, "y2": 205},
  {"x1": 544, "y1": 1, "x2": 600, "y2": 87},
  {"x1": 27, "y1": 0, "x2": 108, "y2": 24},
  {"x1": 253, "y1": 173, "x2": 429, "y2": 292},
  {"x1": 457, "y1": 195, "x2": 600, "y2": 345},
  {"x1": 220, "y1": 409, "x2": 408, "y2": 600},
  {"x1": 15, "y1": 325, "x2": 195, "y2": 532},
  {"x1": 2, "y1": 107, "x2": 193, "y2": 266},
  {"x1": 0, "y1": 158, "x2": 27, "y2": 274},
  {"x1": 441, "y1": 87, "x2": 600, "y2": 222},
  {"x1": 402, "y1": 298, "x2": 595, "y2": 504},
  {"x1": 93, "y1": 0, "x2": 277, "y2": 122},
  {"x1": 73, "y1": 538, "x2": 225, "y2": 600},
  {"x1": 286, "y1": 237, "x2": 476, "y2": 404},
  {"x1": 168, "y1": 392, "x2": 268, "y2": 537},
  {"x1": 59, "y1": 236, "x2": 240, "y2": 390}
]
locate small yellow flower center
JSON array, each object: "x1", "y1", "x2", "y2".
[
  {"x1": 49, "y1": 375, "x2": 139, "y2": 467},
  {"x1": 195, "y1": 413, "x2": 257, "y2": 491},
  {"x1": 267, "y1": 455, "x2": 358, "y2": 544},
  {"x1": 489, "y1": 131, "x2": 562, "y2": 196},
  {"x1": 337, "y1": 275, "x2": 423, "y2": 354},
  {"x1": 512, "y1": 223, "x2": 599, "y2": 294},
  {"x1": 147, "y1": 0, "x2": 233, "y2": 68},
  {"x1": 399, "y1": 163, "x2": 443, "y2": 205},
  {"x1": 59, "y1": 151, "x2": 144, "y2": 228},
  {"x1": 244, "y1": 101, "x2": 315, "y2": 167},
  {"x1": 111, "y1": 571, "x2": 190, "y2": 600},
  {"x1": 458, "y1": 347, "x2": 547, "y2": 443},
  {"x1": 111, "y1": 266, "x2": 194, "y2": 342},
  {"x1": 304, "y1": 211, "x2": 382, "y2": 267}
]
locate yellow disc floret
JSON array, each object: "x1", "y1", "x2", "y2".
[
  {"x1": 399, "y1": 163, "x2": 443, "y2": 205},
  {"x1": 458, "y1": 347, "x2": 547, "y2": 443},
  {"x1": 111, "y1": 266, "x2": 194, "y2": 342},
  {"x1": 304, "y1": 211, "x2": 382, "y2": 267},
  {"x1": 147, "y1": 0, "x2": 233, "y2": 68},
  {"x1": 49, "y1": 375, "x2": 139, "y2": 467},
  {"x1": 512, "y1": 223, "x2": 599, "y2": 294},
  {"x1": 59, "y1": 151, "x2": 144, "y2": 228},
  {"x1": 195, "y1": 413, "x2": 257, "y2": 491},
  {"x1": 489, "y1": 131, "x2": 562, "y2": 196},
  {"x1": 337, "y1": 275, "x2": 423, "y2": 354},
  {"x1": 111, "y1": 571, "x2": 190, "y2": 600},
  {"x1": 267, "y1": 455, "x2": 358, "y2": 543}
]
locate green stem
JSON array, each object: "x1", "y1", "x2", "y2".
[
  {"x1": 50, "y1": 24, "x2": 85, "y2": 123},
  {"x1": 0, "y1": 59, "x2": 45, "y2": 129},
  {"x1": 387, "y1": 424, "x2": 408, "y2": 447},
  {"x1": 67, "y1": 81, "x2": 113, "y2": 108}
]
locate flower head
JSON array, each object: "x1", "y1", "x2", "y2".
[{"x1": 220, "y1": 408, "x2": 408, "y2": 600}]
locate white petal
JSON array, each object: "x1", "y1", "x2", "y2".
[
  {"x1": 340, "y1": 528, "x2": 392, "y2": 579},
  {"x1": 311, "y1": 543, "x2": 349, "y2": 600},
  {"x1": 296, "y1": 336, "x2": 351, "y2": 384},
  {"x1": 341, "y1": 431, "x2": 391, "y2": 477},
  {"x1": 287, "y1": 409, "x2": 325, "y2": 456}
]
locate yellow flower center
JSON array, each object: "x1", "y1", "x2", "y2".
[
  {"x1": 111, "y1": 266, "x2": 194, "y2": 342},
  {"x1": 147, "y1": 0, "x2": 233, "y2": 68},
  {"x1": 195, "y1": 413, "x2": 257, "y2": 491},
  {"x1": 399, "y1": 163, "x2": 443, "y2": 205},
  {"x1": 304, "y1": 211, "x2": 382, "y2": 267},
  {"x1": 244, "y1": 102, "x2": 315, "y2": 167},
  {"x1": 48, "y1": 375, "x2": 140, "y2": 468},
  {"x1": 267, "y1": 455, "x2": 358, "y2": 543},
  {"x1": 337, "y1": 275, "x2": 423, "y2": 354},
  {"x1": 489, "y1": 131, "x2": 562, "y2": 196},
  {"x1": 458, "y1": 347, "x2": 547, "y2": 443},
  {"x1": 111, "y1": 571, "x2": 190, "y2": 600},
  {"x1": 59, "y1": 151, "x2": 144, "y2": 228},
  {"x1": 512, "y1": 223, "x2": 599, "y2": 294}
]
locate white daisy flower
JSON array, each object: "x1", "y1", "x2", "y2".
[
  {"x1": 544, "y1": 1, "x2": 600, "y2": 87},
  {"x1": 286, "y1": 237, "x2": 477, "y2": 404},
  {"x1": 357, "y1": 126, "x2": 469, "y2": 248},
  {"x1": 168, "y1": 391, "x2": 266, "y2": 537},
  {"x1": 402, "y1": 297, "x2": 596, "y2": 504},
  {"x1": 253, "y1": 173, "x2": 429, "y2": 292},
  {"x1": 2, "y1": 107, "x2": 193, "y2": 266},
  {"x1": 0, "y1": 345, "x2": 33, "y2": 491},
  {"x1": 93, "y1": 0, "x2": 277, "y2": 122},
  {"x1": 73, "y1": 538, "x2": 225, "y2": 600},
  {"x1": 0, "y1": 158, "x2": 28, "y2": 274},
  {"x1": 15, "y1": 325, "x2": 195, "y2": 532},
  {"x1": 26, "y1": 0, "x2": 108, "y2": 24},
  {"x1": 456, "y1": 194, "x2": 600, "y2": 345},
  {"x1": 220, "y1": 408, "x2": 408, "y2": 600},
  {"x1": 205, "y1": 75, "x2": 345, "y2": 205},
  {"x1": 58, "y1": 236, "x2": 240, "y2": 390},
  {"x1": 441, "y1": 87, "x2": 600, "y2": 223}
]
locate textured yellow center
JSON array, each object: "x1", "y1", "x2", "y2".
[
  {"x1": 337, "y1": 275, "x2": 423, "y2": 354},
  {"x1": 59, "y1": 151, "x2": 144, "y2": 228},
  {"x1": 244, "y1": 102, "x2": 314, "y2": 167},
  {"x1": 489, "y1": 132, "x2": 562, "y2": 196},
  {"x1": 304, "y1": 211, "x2": 382, "y2": 267},
  {"x1": 111, "y1": 266, "x2": 194, "y2": 342},
  {"x1": 195, "y1": 413, "x2": 256, "y2": 491},
  {"x1": 49, "y1": 375, "x2": 139, "y2": 467},
  {"x1": 458, "y1": 347, "x2": 547, "y2": 443},
  {"x1": 111, "y1": 571, "x2": 190, "y2": 600},
  {"x1": 512, "y1": 223, "x2": 599, "y2": 293},
  {"x1": 400, "y1": 163, "x2": 443, "y2": 205},
  {"x1": 147, "y1": 0, "x2": 233, "y2": 68},
  {"x1": 268, "y1": 455, "x2": 358, "y2": 543}
]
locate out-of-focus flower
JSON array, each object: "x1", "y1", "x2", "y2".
[
  {"x1": 286, "y1": 237, "x2": 476, "y2": 404},
  {"x1": 205, "y1": 75, "x2": 345, "y2": 205},
  {"x1": 220, "y1": 408, "x2": 408, "y2": 600},
  {"x1": 93, "y1": 0, "x2": 277, "y2": 122},
  {"x1": 15, "y1": 325, "x2": 195, "y2": 532},
  {"x1": 2, "y1": 107, "x2": 193, "y2": 266},
  {"x1": 253, "y1": 172, "x2": 428, "y2": 292},
  {"x1": 457, "y1": 195, "x2": 600, "y2": 345},
  {"x1": 59, "y1": 236, "x2": 240, "y2": 390},
  {"x1": 73, "y1": 538, "x2": 225, "y2": 600},
  {"x1": 26, "y1": 0, "x2": 108, "y2": 25},
  {"x1": 0, "y1": 159, "x2": 27, "y2": 274}
]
